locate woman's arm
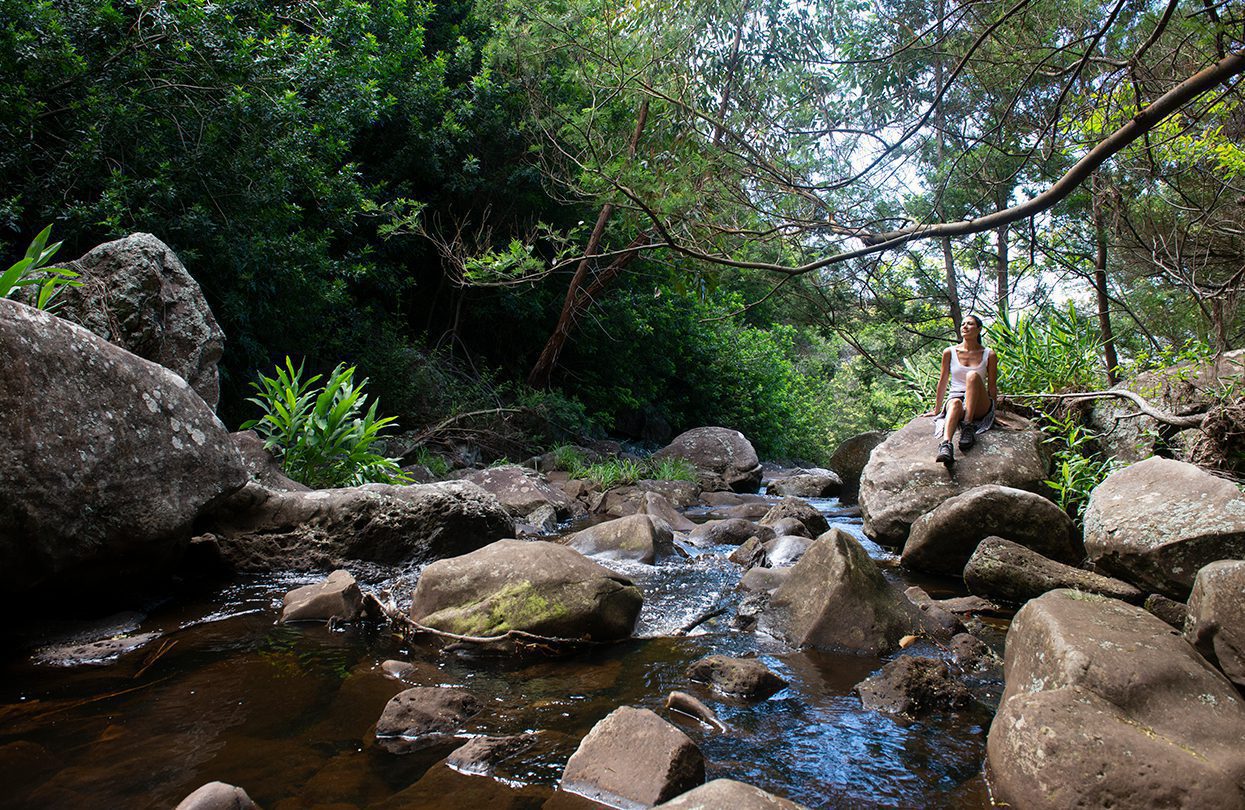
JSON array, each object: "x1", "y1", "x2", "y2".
[
  {"x1": 987, "y1": 350, "x2": 999, "y2": 401},
  {"x1": 927, "y1": 348, "x2": 952, "y2": 416}
]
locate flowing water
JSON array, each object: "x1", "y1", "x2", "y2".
[{"x1": 0, "y1": 496, "x2": 1003, "y2": 809}]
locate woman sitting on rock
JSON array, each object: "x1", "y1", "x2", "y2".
[{"x1": 927, "y1": 314, "x2": 998, "y2": 464}]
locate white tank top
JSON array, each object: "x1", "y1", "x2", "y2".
[{"x1": 949, "y1": 346, "x2": 990, "y2": 395}]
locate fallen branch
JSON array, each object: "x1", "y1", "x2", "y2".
[
  {"x1": 398, "y1": 408, "x2": 523, "y2": 463},
  {"x1": 1015, "y1": 390, "x2": 1205, "y2": 428}
]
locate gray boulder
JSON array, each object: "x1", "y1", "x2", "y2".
[
  {"x1": 0, "y1": 299, "x2": 246, "y2": 594},
  {"x1": 685, "y1": 655, "x2": 787, "y2": 699},
  {"x1": 1083, "y1": 456, "x2": 1245, "y2": 598},
  {"x1": 654, "y1": 779, "x2": 808, "y2": 810},
  {"x1": 828, "y1": 431, "x2": 888, "y2": 501},
  {"x1": 855, "y1": 656, "x2": 972, "y2": 717},
  {"x1": 964, "y1": 537, "x2": 1142, "y2": 606},
  {"x1": 859, "y1": 414, "x2": 1049, "y2": 546},
  {"x1": 1185, "y1": 560, "x2": 1245, "y2": 687},
  {"x1": 202, "y1": 480, "x2": 512, "y2": 572},
  {"x1": 766, "y1": 471, "x2": 842, "y2": 499},
  {"x1": 901, "y1": 485, "x2": 1080, "y2": 577},
  {"x1": 759, "y1": 497, "x2": 830, "y2": 538},
  {"x1": 688, "y1": 519, "x2": 774, "y2": 547},
  {"x1": 765, "y1": 517, "x2": 810, "y2": 538},
  {"x1": 49, "y1": 233, "x2": 225, "y2": 410},
  {"x1": 564, "y1": 514, "x2": 674, "y2": 564},
  {"x1": 464, "y1": 465, "x2": 584, "y2": 522},
  {"x1": 374, "y1": 687, "x2": 481, "y2": 747},
  {"x1": 561, "y1": 706, "x2": 705, "y2": 807},
  {"x1": 601, "y1": 480, "x2": 701, "y2": 514},
  {"x1": 174, "y1": 781, "x2": 259, "y2": 810},
  {"x1": 280, "y1": 570, "x2": 363, "y2": 623},
  {"x1": 739, "y1": 567, "x2": 792, "y2": 593},
  {"x1": 758, "y1": 529, "x2": 919, "y2": 654},
  {"x1": 653, "y1": 427, "x2": 763, "y2": 493},
  {"x1": 231, "y1": 430, "x2": 308, "y2": 492},
  {"x1": 410, "y1": 539, "x2": 642, "y2": 641},
  {"x1": 1144, "y1": 593, "x2": 1189, "y2": 629},
  {"x1": 763, "y1": 535, "x2": 813, "y2": 568},
  {"x1": 987, "y1": 589, "x2": 1245, "y2": 809}
]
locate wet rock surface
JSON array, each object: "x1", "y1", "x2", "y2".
[
  {"x1": 280, "y1": 569, "x2": 364, "y2": 623},
  {"x1": 564, "y1": 514, "x2": 674, "y2": 564},
  {"x1": 375, "y1": 687, "x2": 482, "y2": 747},
  {"x1": 685, "y1": 655, "x2": 787, "y2": 699},
  {"x1": 446, "y1": 733, "x2": 538, "y2": 776},
  {"x1": 855, "y1": 656, "x2": 972, "y2": 717},
  {"x1": 688, "y1": 518, "x2": 774, "y2": 547},
  {"x1": 560, "y1": 706, "x2": 705, "y2": 807},
  {"x1": 1083, "y1": 456, "x2": 1245, "y2": 598},
  {"x1": 758, "y1": 497, "x2": 830, "y2": 538}
]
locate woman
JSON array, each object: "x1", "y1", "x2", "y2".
[{"x1": 927, "y1": 314, "x2": 998, "y2": 464}]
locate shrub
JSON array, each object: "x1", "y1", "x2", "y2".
[
  {"x1": 241, "y1": 358, "x2": 409, "y2": 488},
  {"x1": 0, "y1": 225, "x2": 80, "y2": 310}
]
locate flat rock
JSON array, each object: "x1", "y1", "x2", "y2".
[
  {"x1": 987, "y1": 589, "x2": 1245, "y2": 809},
  {"x1": 280, "y1": 569, "x2": 363, "y2": 623},
  {"x1": 901, "y1": 485, "x2": 1080, "y2": 577},
  {"x1": 859, "y1": 414, "x2": 1049, "y2": 546},
  {"x1": 1083, "y1": 457, "x2": 1245, "y2": 598},
  {"x1": 964, "y1": 537, "x2": 1142, "y2": 606},
  {"x1": 654, "y1": 778, "x2": 808, "y2": 809},
  {"x1": 561, "y1": 706, "x2": 705, "y2": 807},
  {"x1": 685, "y1": 655, "x2": 786, "y2": 699},
  {"x1": 766, "y1": 472, "x2": 842, "y2": 499},
  {"x1": 1185, "y1": 560, "x2": 1245, "y2": 687}
]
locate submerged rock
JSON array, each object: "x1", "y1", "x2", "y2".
[
  {"x1": 0, "y1": 299, "x2": 246, "y2": 597},
  {"x1": 280, "y1": 570, "x2": 364, "y2": 624},
  {"x1": 758, "y1": 529, "x2": 919, "y2": 654},
  {"x1": 987, "y1": 589, "x2": 1245, "y2": 809},
  {"x1": 654, "y1": 779, "x2": 809, "y2": 810},
  {"x1": 858, "y1": 414, "x2": 1049, "y2": 546},
  {"x1": 410, "y1": 539, "x2": 643, "y2": 641},
  {"x1": 855, "y1": 656, "x2": 972, "y2": 717},
  {"x1": 653, "y1": 427, "x2": 763, "y2": 493},
  {"x1": 1185, "y1": 560, "x2": 1245, "y2": 687},
  {"x1": 1083, "y1": 457, "x2": 1245, "y2": 598},
  {"x1": 561, "y1": 706, "x2": 705, "y2": 807},
  {"x1": 901, "y1": 485, "x2": 1080, "y2": 577},
  {"x1": 963, "y1": 537, "x2": 1142, "y2": 606},
  {"x1": 446, "y1": 734, "x2": 538, "y2": 776},
  {"x1": 685, "y1": 655, "x2": 787, "y2": 700},
  {"x1": 375, "y1": 687, "x2": 482, "y2": 747}
]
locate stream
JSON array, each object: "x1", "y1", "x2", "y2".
[{"x1": 0, "y1": 495, "x2": 1004, "y2": 809}]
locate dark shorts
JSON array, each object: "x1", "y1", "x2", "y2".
[{"x1": 933, "y1": 396, "x2": 996, "y2": 436}]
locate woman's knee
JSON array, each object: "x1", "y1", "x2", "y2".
[
  {"x1": 965, "y1": 370, "x2": 984, "y2": 386},
  {"x1": 946, "y1": 399, "x2": 965, "y2": 416}
]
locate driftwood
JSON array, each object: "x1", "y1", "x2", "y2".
[{"x1": 1014, "y1": 390, "x2": 1207, "y2": 429}]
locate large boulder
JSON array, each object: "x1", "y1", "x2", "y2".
[
  {"x1": 653, "y1": 427, "x2": 763, "y2": 493},
  {"x1": 828, "y1": 431, "x2": 888, "y2": 501},
  {"x1": 757, "y1": 529, "x2": 919, "y2": 654},
  {"x1": 759, "y1": 497, "x2": 830, "y2": 538},
  {"x1": 987, "y1": 589, "x2": 1245, "y2": 809},
  {"x1": 654, "y1": 779, "x2": 808, "y2": 810},
  {"x1": 46, "y1": 233, "x2": 225, "y2": 410},
  {"x1": 1083, "y1": 456, "x2": 1245, "y2": 598},
  {"x1": 561, "y1": 706, "x2": 705, "y2": 807},
  {"x1": 964, "y1": 537, "x2": 1142, "y2": 606},
  {"x1": 410, "y1": 539, "x2": 643, "y2": 641},
  {"x1": 901, "y1": 485, "x2": 1081, "y2": 577},
  {"x1": 464, "y1": 465, "x2": 584, "y2": 522},
  {"x1": 202, "y1": 480, "x2": 512, "y2": 572},
  {"x1": 1185, "y1": 560, "x2": 1245, "y2": 687},
  {"x1": 0, "y1": 299, "x2": 246, "y2": 595},
  {"x1": 859, "y1": 414, "x2": 1049, "y2": 546},
  {"x1": 766, "y1": 471, "x2": 842, "y2": 499},
  {"x1": 564, "y1": 514, "x2": 673, "y2": 564}
]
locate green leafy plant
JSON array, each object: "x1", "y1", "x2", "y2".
[
  {"x1": 241, "y1": 358, "x2": 409, "y2": 488},
  {"x1": 988, "y1": 303, "x2": 1106, "y2": 394},
  {"x1": 1041, "y1": 410, "x2": 1120, "y2": 521},
  {"x1": 548, "y1": 444, "x2": 588, "y2": 471},
  {"x1": 408, "y1": 447, "x2": 452, "y2": 477},
  {"x1": 645, "y1": 456, "x2": 698, "y2": 482},
  {"x1": 570, "y1": 455, "x2": 698, "y2": 489},
  {"x1": 1, "y1": 225, "x2": 81, "y2": 310}
]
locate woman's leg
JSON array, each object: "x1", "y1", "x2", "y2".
[
  {"x1": 964, "y1": 370, "x2": 990, "y2": 422},
  {"x1": 943, "y1": 398, "x2": 964, "y2": 442}
]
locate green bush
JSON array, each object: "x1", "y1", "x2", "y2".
[
  {"x1": 1041, "y1": 410, "x2": 1120, "y2": 520},
  {"x1": 569, "y1": 455, "x2": 698, "y2": 489},
  {"x1": 988, "y1": 303, "x2": 1106, "y2": 394},
  {"x1": 0, "y1": 225, "x2": 80, "y2": 310},
  {"x1": 241, "y1": 358, "x2": 409, "y2": 488}
]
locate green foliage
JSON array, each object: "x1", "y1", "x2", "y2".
[
  {"x1": 241, "y1": 357, "x2": 408, "y2": 488},
  {"x1": 0, "y1": 225, "x2": 80, "y2": 309},
  {"x1": 568, "y1": 454, "x2": 697, "y2": 489},
  {"x1": 645, "y1": 456, "x2": 698, "y2": 483},
  {"x1": 1041, "y1": 410, "x2": 1120, "y2": 521},
  {"x1": 547, "y1": 444, "x2": 588, "y2": 472},
  {"x1": 988, "y1": 303, "x2": 1106, "y2": 394},
  {"x1": 408, "y1": 447, "x2": 452, "y2": 477}
]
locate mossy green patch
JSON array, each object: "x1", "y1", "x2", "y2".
[{"x1": 425, "y1": 580, "x2": 570, "y2": 637}]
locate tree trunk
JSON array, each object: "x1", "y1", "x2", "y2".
[
  {"x1": 942, "y1": 237, "x2": 962, "y2": 330},
  {"x1": 995, "y1": 222, "x2": 1009, "y2": 316},
  {"x1": 1091, "y1": 174, "x2": 1120, "y2": 384},
  {"x1": 933, "y1": 0, "x2": 962, "y2": 330}
]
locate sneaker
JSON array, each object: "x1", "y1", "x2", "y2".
[
  {"x1": 936, "y1": 441, "x2": 954, "y2": 464},
  {"x1": 959, "y1": 422, "x2": 977, "y2": 451}
]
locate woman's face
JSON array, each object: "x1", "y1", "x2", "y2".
[{"x1": 961, "y1": 317, "x2": 982, "y2": 339}]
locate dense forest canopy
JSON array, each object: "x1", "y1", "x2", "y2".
[{"x1": 2, "y1": 0, "x2": 1242, "y2": 462}]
